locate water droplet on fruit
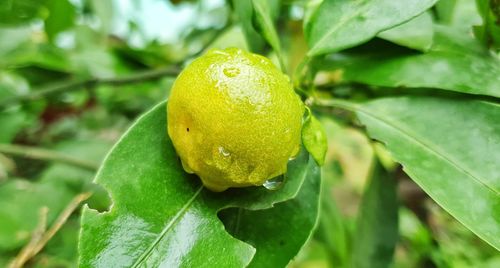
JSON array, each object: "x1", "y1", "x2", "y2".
[
  {"x1": 218, "y1": 146, "x2": 231, "y2": 157},
  {"x1": 263, "y1": 175, "x2": 286, "y2": 190},
  {"x1": 223, "y1": 67, "x2": 240, "y2": 77}
]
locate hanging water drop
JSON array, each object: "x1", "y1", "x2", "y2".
[{"x1": 263, "y1": 174, "x2": 286, "y2": 190}]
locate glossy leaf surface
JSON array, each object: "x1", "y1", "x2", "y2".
[
  {"x1": 221, "y1": 156, "x2": 321, "y2": 267},
  {"x1": 377, "y1": 11, "x2": 434, "y2": 51},
  {"x1": 79, "y1": 101, "x2": 318, "y2": 267},
  {"x1": 317, "y1": 26, "x2": 500, "y2": 97},
  {"x1": 347, "y1": 97, "x2": 500, "y2": 250},
  {"x1": 302, "y1": 111, "x2": 327, "y2": 166},
  {"x1": 304, "y1": 0, "x2": 437, "y2": 56}
]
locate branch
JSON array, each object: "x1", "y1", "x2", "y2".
[
  {"x1": 0, "y1": 67, "x2": 180, "y2": 108},
  {"x1": 9, "y1": 193, "x2": 92, "y2": 268},
  {"x1": 0, "y1": 144, "x2": 99, "y2": 171}
]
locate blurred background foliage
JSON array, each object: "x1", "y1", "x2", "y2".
[{"x1": 0, "y1": 0, "x2": 498, "y2": 267}]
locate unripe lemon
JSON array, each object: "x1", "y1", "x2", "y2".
[{"x1": 167, "y1": 48, "x2": 304, "y2": 192}]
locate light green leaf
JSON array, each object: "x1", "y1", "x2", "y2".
[
  {"x1": 90, "y1": 0, "x2": 113, "y2": 35},
  {"x1": 302, "y1": 109, "x2": 327, "y2": 166},
  {"x1": 321, "y1": 97, "x2": 500, "y2": 250},
  {"x1": 351, "y1": 160, "x2": 398, "y2": 268},
  {"x1": 44, "y1": 0, "x2": 75, "y2": 41},
  {"x1": 79, "y1": 101, "x2": 318, "y2": 267},
  {"x1": 220, "y1": 155, "x2": 321, "y2": 267},
  {"x1": 316, "y1": 26, "x2": 500, "y2": 97},
  {"x1": 252, "y1": 0, "x2": 285, "y2": 70},
  {"x1": 0, "y1": 0, "x2": 47, "y2": 24},
  {"x1": 0, "y1": 179, "x2": 74, "y2": 251},
  {"x1": 231, "y1": 0, "x2": 265, "y2": 52},
  {"x1": 436, "y1": 0, "x2": 482, "y2": 32},
  {"x1": 304, "y1": 0, "x2": 437, "y2": 56},
  {"x1": 378, "y1": 11, "x2": 434, "y2": 51}
]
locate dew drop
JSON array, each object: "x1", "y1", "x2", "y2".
[
  {"x1": 263, "y1": 175, "x2": 286, "y2": 190},
  {"x1": 223, "y1": 67, "x2": 240, "y2": 77}
]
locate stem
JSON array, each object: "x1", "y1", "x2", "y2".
[
  {"x1": 0, "y1": 67, "x2": 180, "y2": 108},
  {"x1": 0, "y1": 144, "x2": 99, "y2": 171},
  {"x1": 9, "y1": 193, "x2": 92, "y2": 268}
]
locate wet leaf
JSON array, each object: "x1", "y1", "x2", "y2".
[
  {"x1": 304, "y1": 0, "x2": 437, "y2": 56},
  {"x1": 350, "y1": 97, "x2": 499, "y2": 250},
  {"x1": 79, "y1": 101, "x2": 319, "y2": 267},
  {"x1": 316, "y1": 26, "x2": 500, "y2": 98}
]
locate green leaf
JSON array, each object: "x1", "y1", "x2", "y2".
[
  {"x1": 44, "y1": 0, "x2": 75, "y2": 42},
  {"x1": 377, "y1": 11, "x2": 434, "y2": 51},
  {"x1": 323, "y1": 97, "x2": 500, "y2": 250},
  {"x1": 316, "y1": 26, "x2": 500, "y2": 98},
  {"x1": 90, "y1": 0, "x2": 113, "y2": 35},
  {"x1": 351, "y1": 159, "x2": 398, "y2": 268},
  {"x1": 475, "y1": 0, "x2": 500, "y2": 49},
  {"x1": 304, "y1": 0, "x2": 437, "y2": 56},
  {"x1": 231, "y1": 0, "x2": 265, "y2": 52},
  {"x1": 435, "y1": 0, "x2": 457, "y2": 24},
  {"x1": 0, "y1": 0, "x2": 48, "y2": 25},
  {"x1": 0, "y1": 109, "x2": 28, "y2": 143},
  {"x1": 220, "y1": 156, "x2": 321, "y2": 267},
  {"x1": 251, "y1": 0, "x2": 285, "y2": 71},
  {"x1": 302, "y1": 109, "x2": 327, "y2": 166},
  {"x1": 79, "y1": 101, "x2": 318, "y2": 267},
  {"x1": 0, "y1": 179, "x2": 74, "y2": 251}
]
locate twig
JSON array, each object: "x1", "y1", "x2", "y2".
[
  {"x1": 0, "y1": 67, "x2": 180, "y2": 107},
  {"x1": 0, "y1": 144, "x2": 99, "y2": 171},
  {"x1": 9, "y1": 207, "x2": 48, "y2": 268},
  {"x1": 9, "y1": 193, "x2": 92, "y2": 268}
]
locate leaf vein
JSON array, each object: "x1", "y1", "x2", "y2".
[
  {"x1": 131, "y1": 185, "x2": 204, "y2": 267},
  {"x1": 357, "y1": 107, "x2": 500, "y2": 196}
]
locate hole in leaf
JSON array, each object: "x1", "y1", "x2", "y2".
[{"x1": 84, "y1": 182, "x2": 112, "y2": 212}]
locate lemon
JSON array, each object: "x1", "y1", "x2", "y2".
[{"x1": 167, "y1": 48, "x2": 304, "y2": 192}]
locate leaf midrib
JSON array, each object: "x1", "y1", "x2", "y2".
[
  {"x1": 131, "y1": 185, "x2": 204, "y2": 267},
  {"x1": 357, "y1": 107, "x2": 500, "y2": 196},
  {"x1": 308, "y1": 4, "x2": 367, "y2": 56}
]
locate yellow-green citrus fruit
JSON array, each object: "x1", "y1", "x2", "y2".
[{"x1": 167, "y1": 48, "x2": 304, "y2": 192}]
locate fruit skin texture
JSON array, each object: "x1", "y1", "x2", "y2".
[{"x1": 167, "y1": 48, "x2": 304, "y2": 192}]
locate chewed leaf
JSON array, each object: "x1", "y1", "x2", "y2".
[{"x1": 78, "y1": 101, "x2": 319, "y2": 267}]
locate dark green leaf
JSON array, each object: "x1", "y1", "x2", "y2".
[
  {"x1": 378, "y1": 11, "x2": 434, "y2": 51},
  {"x1": 316, "y1": 26, "x2": 500, "y2": 97},
  {"x1": 79, "y1": 101, "x2": 317, "y2": 267},
  {"x1": 220, "y1": 155, "x2": 321, "y2": 267},
  {"x1": 351, "y1": 160, "x2": 398, "y2": 268},
  {"x1": 475, "y1": 0, "x2": 500, "y2": 49},
  {"x1": 44, "y1": 0, "x2": 75, "y2": 42},
  {"x1": 304, "y1": 0, "x2": 437, "y2": 56},
  {"x1": 302, "y1": 110, "x2": 327, "y2": 166},
  {"x1": 323, "y1": 97, "x2": 500, "y2": 250}
]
